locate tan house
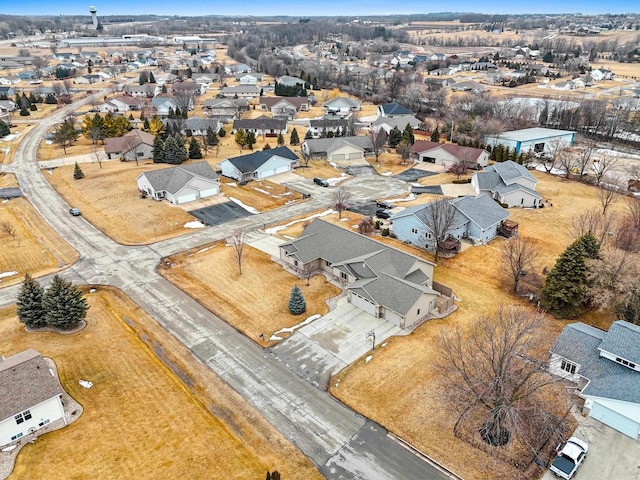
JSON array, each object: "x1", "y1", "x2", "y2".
[
  {"x1": 410, "y1": 141, "x2": 489, "y2": 169},
  {"x1": 104, "y1": 130, "x2": 154, "y2": 161}
]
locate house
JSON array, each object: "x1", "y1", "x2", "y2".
[
  {"x1": 74, "y1": 74, "x2": 104, "y2": 84},
  {"x1": 430, "y1": 53, "x2": 447, "y2": 61},
  {"x1": 472, "y1": 160, "x2": 542, "y2": 208},
  {"x1": 104, "y1": 130, "x2": 155, "y2": 161},
  {"x1": 483, "y1": 127, "x2": 576, "y2": 155},
  {"x1": 219, "y1": 146, "x2": 299, "y2": 182},
  {"x1": 391, "y1": 195, "x2": 510, "y2": 249},
  {"x1": 259, "y1": 96, "x2": 309, "y2": 118},
  {"x1": 150, "y1": 97, "x2": 180, "y2": 116},
  {"x1": 550, "y1": 321, "x2": 640, "y2": 439},
  {"x1": 279, "y1": 219, "x2": 449, "y2": 329},
  {"x1": 308, "y1": 118, "x2": 348, "y2": 139},
  {"x1": 219, "y1": 85, "x2": 261, "y2": 98},
  {"x1": 0, "y1": 86, "x2": 16, "y2": 98},
  {"x1": 591, "y1": 68, "x2": 615, "y2": 82},
  {"x1": 323, "y1": 97, "x2": 361, "y2": 116},
  {"x1": 236, "y1": 73, "x2": 263, "y2": 84},
  {"x1": 172, "y1": 81, "x2": 204, "y2": 98},
  {"x1": 99, "y1": 96, "x2": 143, "y2": 113},
  {"x1": 123, "y1": 84, "x2": 155, "y2": 97},
  {"x1": 164, "y1": 117, "x2": 220, "y2": 136},
  {"x1": 276, "y1": 75, "x2": 305, "y2": 88},
  {"x1": 371, "y1": 115, "x2": 421, "y2": 134},
  {"x1": 0, "y1": 349, "x2": 66, "y2": 447},
  {"x1": 0, "y1": 75, "x2": 20, "y2": 85},
  {"x1": 377, "y1": 102, "x2": 413, "y2": 118},
  {"x1": 410, "y1": 141, "x2": 489, "y2": 169},
  {"x1": 136, "y1": 161, "x2": 219, "y2": 205},
  {"x1": 232, "y1": 116, "x2": 287, "y2": 137},
  {"x1": 203, "y1": 98, "x2": 248, "y2": 118},
  {"x1": 450, "y1": 80, "x2": 485, "y2": 93},
  {"x1": 551, "y1": 80, "x2": 577, "y2": 91},
  {"x1": 302, "y1": 136, "x2": 374, "y2": 163},
  {"x1": 224, "y1": 63, "x2": 251, "y2": 75},
  {"x1": 0, "y1": 100, "x2": 16, "y2": 114}
]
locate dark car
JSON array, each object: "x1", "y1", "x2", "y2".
[
  {"x1": 376, "y1": 200, "x2": 393, "y2": 210},
  {"x1": 375, "y1": 209, "x2": 392, "y2": 219},
  {"x1": 313, "y1": 177, "x2": 329, "y2": 187},
  {"x1": 69, "y1": 207, "x2": 81, "y2": 216}
]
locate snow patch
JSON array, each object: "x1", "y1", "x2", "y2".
[
  {"x1": 270, "y1": 314, "x2": 322, "y2": 341},
  {"x1": 381, "y1": 171, "x2": 393, "y2": 176},
  {"x1": 0, "y1": 271, "x2": 18, "y2": 279},
  {"x1": 265, "y1": 209, "x2": 335, "y2": 234},
  {"x1": 283, "y1": 235, "x2": 294, "y2": 240},
  {"x1": 326, "y1": 176, "x2": 345, "y2": 186},
  {"x1": 228, "y1": 196, "x2": 259, "y2": 214},
  {"x1": 226, "y1": 182, "x2": 237, "y2": 187},
  {"x1": 197, "y1": 246, "x2": 212, "y2": 254},
  {"x1": 381, "y1": 342, "x2": 388, "y2": 347},
  {"x1": 341, "y1": 218, "x2": 349, "y2": 222},
  {"x1": 389, "y1": 193, "x2": 416, "y2": 203},
  {"x1": 253, "y1": 187, "x2": 271, "y2": 195},
  {"x1": 79, "y1": 380, "x2": 93, "y2": 389},
  {"x1": 183, "y1": 221, "x2": 206, "y2": 229},
  {"x1": 365, "y1": 355, "x2": 373, "y2": 363}
]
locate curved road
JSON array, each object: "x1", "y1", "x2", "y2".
[{"x1": 0, "y1": 94, "x2": 449, "y2": 480}]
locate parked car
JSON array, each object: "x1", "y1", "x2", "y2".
[
  {"x1": 376, "y1": 200, "x2": 393, "y2": 209},
  {"x1": 550, "y1": 437, "x2": 588, "y2": 479},
  {"x1": 69, "y1": 207, "x2": 81, "y2": 216},
  {"x1": 375, "y1": 209, "x2": 392, "y2": 219},
  {"x1": 313, "y1": 177, "x2": 329, "y2": 187}
]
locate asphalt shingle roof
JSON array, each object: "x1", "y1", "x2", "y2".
[
  {"x1": 598, "y1": 321, "x2": 640, "y2": 365},
  {"x1": 0, "y1": 349, "x2": 63, "y2": 421},
  {"x1": 450, "y1": 195, "x2": 510, "y2": 230},
  {"x1": 104, "y1": 129, "x2": 154, "y2": 154},
  {"x1": 140, "y1": 161, "x2": 218, "y2": 194},
  {"x1": 323, "y1": 97, "x2": 361, "y2": 109},
  {"x1": 303, "y1": 136, "x2": 373, "y2": 154},
  {"x1": 225, "y1": 146, "x2": 298, "y2": 173},
  {"x1": 233, "y1": 116, "x2": 287, "y2": 131},
  {"x1": 379, "y1": 102, "x2": 412, "y2": 116}
]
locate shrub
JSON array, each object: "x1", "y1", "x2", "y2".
[
  {"x1": 381, "y1": 228, "x2": 390, "y2": 236},
  {"x1": 452, "y1": 178, "x2": 471, "y2": 184}
]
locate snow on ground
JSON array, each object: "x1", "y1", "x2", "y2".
[
  {"x1": 226, "y1": 182, "x2": 237, "y2": 187},
  {"x1": 597, "y1": 148, "x2": 640, "y2": 160},
  {"x1": 253, "y1": 187, "x2": 271, "y2": 195},
  {"x1": 270, "y1": 314, "x2": 322, "y2": 341},
  {"x1": 184, "y1": 221, "x2": 206, "y2": 229},
  {"x1": 389, "y1": 194, "x2": 416, "y2": 203},
  {"x1": 265, "y1": 209, "x2": 335, "y2": 234},
  {"x1": 365, "y1": 355, "x2": 373, "y2": 364},
  {"x1": 533, "y1": 163, "x2": 566, "y2": 176},
  {"x1": 196, "y1": 246, "x2": 212, "y2": 254},
  {"x1": 79, "y1": 380, "x2": 93, "y2": 389},
  {"x1": 381, "y1": 172, "x2": 393, "y2": 176},
  {"x1": 227, "y1": 196, "x2": 259, "y2": 214},
  {"x1": 326, "y1": 175, "x2": 347, "y2": 186},
  {"x1": 0, "y1": 271, "x2": 18, "y2": 279},
  {"x1": 283, "y1": 235, "x2": 294, "y2": 240}
]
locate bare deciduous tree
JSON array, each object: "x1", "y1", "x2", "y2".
[
  {"x1": 228, "y1": 229, "x2": 247, "y2": 276},
  {"x1": 437, "y1": 305, "x2": 563, "y2": 447},
  {"x1": 396, "y1": 140, "x2": 411, "y2": 165},
  {"x1": 570, "y1": 208, "x2": 616, "y2": 247},
  {"x1": 592, "y1": 151, "x2": 619, "y2": 186},
  {"x1": 501, "y1": 236, "x2": 538, "y2": 293},
  {"x1": 51, "y1": 82, "x2": 65, "y2": 98},
  {"x1": 417, "y1": 197, "x2": 458, "y2": 262},
  {"x1": 597, "y1": 181, "x2": 622, "y2": 216},
  {"x1": 332, "y1": 185, "x2": 352, "y2": 219},
  {"x1": 1, "y1": 220, "x2": 16, "y2": 241},
  {"x1": 357, "y1": 216, "x2": 375, "y2": 235},
  {"x1": 574, "y1": 142, "x2": 596, "y2": 179},
  {"x1": 370, "y1": 128, "x2": 387, "y2": 162}
]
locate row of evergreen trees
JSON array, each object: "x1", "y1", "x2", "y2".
[
  {"x1": 388, "y1": 123, "x2": 416, "y2": 148},
  {"x1": 17, "y1": 274, "x2": 89, "y2": 330}
]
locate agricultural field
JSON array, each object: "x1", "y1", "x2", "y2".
[{"x1": 1, "y1": 287, "x2": 321, "y2": 480}]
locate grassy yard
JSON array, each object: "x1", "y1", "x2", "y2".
[
  {"x1": 220, "y1": 177, "x2": 304, "y2": 210},
  {"x1": 1, "y1": 287, "x2": 321, "y2": 480},
  {"x1": 294, "y1": 159, "x2": 350, "y2": 182},
  {"x1": 0, "y1": 197, "x2": 79, "y2": 286},
  {"x1": 159, "y1": 243, "x2": 342, "y2": 346}
]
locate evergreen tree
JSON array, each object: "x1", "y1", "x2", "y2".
[
  {"x1": 288, "y1": 285, "x2": 306, "y2": 315},
  {"x1": 290, "y1": 128, "x2": 300, "y2": 145},
  {"x1": 430, "y1": 126, "x2": 440, "y2": 142},
  {"x1": 246, "y1": 131, "x2": 256, "y2": 150},
  {"x1": 218, "y1": 127, "x2": 227, "y2": 138},
  {"x1": 206, "y1": 126, "x2": 218, "y2": 146},
  {"x1": 152, "y1": 136, "x2": 165, "y2": 163},
  {"x1": 577, "y1": 233, "x2": 600, "y2": 260},
  {"x1": 401, "y1": 123, "x2": 415, "y2": 145},
  {"x1": 143, "y1": 118, "x2": 150, "y2": 131},
  {"x1": 148, "y1": 71, "x2": 156, "y2": 83},
  {"x1": 163, "y1": 134, "x2": 188, "y2": 164},
  {"x1": 270, "y1": 471, "x2": 281, "y2": 480},
  {"x1": 16, "y1": 273, "x2": 46, "y2": 329},
  {"x1": 263, "y1": 144, "x2": 271, "y2": 150},
  {"x1": 277, "y1": 132, "x2": 285, "y2": 146},
  {"x1": 388, "y1": 126, "x2": 402, "y2": 147},
  {"x1": 235, "y1": 128, "x2": 247, "y2": 150},
  {"x1": 541, "y1": 237, "x2": 592, "y2": 319},
  {"x1": 19, "y1": 105, "x2": 30, "y2": 116},
  {"x1": 495, "y1": 145, "x2": 504, "y2": 162},
  {"x1": 43, "y1": 276, "x2": 89, "y2": 330},
  {"x1": 188, "y1": 137, "x2": 203, "y2": 159},
  {"x1": 304, "y1": 130, "x2": 313, "y2": 140},
  {"x1": 0, "y1": 119, "x2": 9, "y2": 137},
  {"x1": 73, "y1": 162, "x2": 85, "y2": 179}
]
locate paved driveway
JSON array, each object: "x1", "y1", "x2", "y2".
[
  {"x1": 542, "y1": 415, "x2": 640, "y2": 480},
  {"x1": 188, "y1": 200, "x2": 254, "y2": 226},
  {"x1": 394, "y1": 168, "x2": 437, "y2": 182},
  {"x1": 271, "y1": 297, "x2": 401, "y2": 389}
]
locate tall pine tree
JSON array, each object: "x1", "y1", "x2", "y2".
[
  {"x1": 388, "y1": 126, "x2": 402, "y2": 147},
  {"x1": 43, "y1": 276, "x2": 89, "y2": 330},
  {"x1": 188, "y1": 137, "x2": 203, "y2": 159},
  {"x1": 288, "y1": 285, "x2": 306, "y2": 315},
  {"x1": 16, "y1": 273, "x2": 46, "y2": 329},
  {"x1": 290, "y1": 128, "x2": 300, "y2": 146}
]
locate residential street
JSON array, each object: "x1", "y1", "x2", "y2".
[{"x1": 0, "y1": 93, "x2": 450, "y2": 479}]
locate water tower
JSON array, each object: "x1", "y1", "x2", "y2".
[{"x1": 89, "y1": 6, "x2": 98, "y2": 29}]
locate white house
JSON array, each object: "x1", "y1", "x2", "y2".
[
  {"x1": 591, "y1": 68, "x2": 615, "y2": 82},
  {"x1": 0, "y1": 349, "x2": 66, "y2": 447},
  {"x1": 322, "y1": 97, "x2": 361, "y2": 117},
  {"x1": 302, "y1": 136, "x2": 374, "y2": 163},
  {"x1": 371, "y1": 115, "x2": 421, "y2": 134},
  {"x1": 219, "y1": 85, "x2": 261, "y2": 98},
  {"x1": 550, "y1": 321, "x2": 640, "y2": 439},
  {"x1": 219, "y1": 146, "x2": 299, "y2": 182},
  {"x1": 483, "y1": 127, "x2": 576, "y2": 155},
  {"x1": 136, "y1": 161, "x2": 220, "y2": 204},
  {"x1": 472, "y1": 160, "x2": 542, "y2": 208},
  {"x1": 410, "y1": 141, "x2": 489, "y2": 169}
]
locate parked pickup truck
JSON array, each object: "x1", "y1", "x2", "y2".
[{"x1": 549, "y1": 437, "x2": 588, "y2": 479}]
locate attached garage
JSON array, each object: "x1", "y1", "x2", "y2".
[
  {"x1": 590, "y1": 401, "x2": 640, "y2": 439},
  {"x1": 331, "y1": 153, "x2": 346, "y2": 161},
  {"x1": 348, "y1": 291, "x2": 376, "y2": 317}
]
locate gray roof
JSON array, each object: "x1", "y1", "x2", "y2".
[
  {"x1": 493, "y1": 127, "x2": 575, "y2": 142},
  {"x1": 280, "y1": 219, "x2": 437, "y2": 316},
  {"x1": 204, "y1": 98, "x2": 248, "y2": 108},
  {"x1": 0, "y1": 349, "x2": 63, "y2": 420},
  {"x1": 598, "y1": 321, "x2": 640, "y2": 365},
  {"x1": 372, "y1": 115, "x2": 421, "y2": 129},
  {"x1": 0, "y1": 187, "x2": 22, "y2": 198},
  {"x1": 303, "y1": 136, "x2": 373, "y2": 154},
  {"x1": 220, "y1": 85, "x2": 260, "y2": 95},
  {"x1": 165, "y1": 117, "x2": 220, "y2": 132},
  {"x1": 486, "y1": 161, "x2": 537, "y2": 184},
  {"x1": 379, "y1": 102, "x2": 412, "y2": 116},
  {"x1": 233, "y1": 116, "x2": 287, "y2": 131},
  {"x1": 309, "y1": 118, "x2": 348, "y2": 128},
  {"x1": 551, "y1": 322, "x2": 640, "y2": 404},
  {"x1": 391, "y1": 199, "x2": 470, "y2": 232},
  {"x1": 475, "y1": 161, "x2": 542, "y2": 199},
  {"x1": 323, "y1": 97, "x2": 361, "y2": 109},
  {"x1": 224, "y1": 147, "x2": 298, "y2": 174},
  {"x1": 139, "y1": 161, "x2": 218, "y2": 194},
  {"x1": 450, "y1": 195, "x2": 510, "y2": 230}
]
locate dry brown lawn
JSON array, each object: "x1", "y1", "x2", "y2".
[
  {"x1": 0, "y1": 172, "x2": 18, "y2": 188},
  {"x1": 159, "y1": 243, "x2": 341, "y2": 346},
  {"x1": 329, "y1": 170, "x2": 620, "y2": 479},
  {"x1": 220, "y1": 177, "x2": 304, "y2": 210},
  {"x1": 367, "y1": 151, "x2": 414, "y2": 175},
  {"x1": 1, "y1": 287, "x2": 322, "y2": 480},
  {"x1": 0, "y1": 197, "x2": 78, "y2": 286},
  {"x1": 45, "y1": 160, "x2": 196, "y2": 244},
  {"x1": 294, "y1": 159, "x2": 350, "y2": 181},
  {"x1": 38, "y1": 135, "x2": 97, "y2": 161},
  {"x1": 1, "y1": 123, "x2": 38, "y2": 164}
]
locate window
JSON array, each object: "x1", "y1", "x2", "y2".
[
  {"x1": 417, "y1": 308, "x2": 421, "y2": 315},
  {"x1": 615, "y1": 357, "x2": 636, "y2": 369},
  {"x1": 411, "y1": 228, "x2": 418, "y2": 234},
  {"x1": 11, "y1": 433, "x2": 23, "y2": 441},
  {"x1": 325, "y1": 260, "x2": 331, "y2": 267},
  {"x1": 340, "y1": 272, "x2": 348, "y2": 280},
  {"x1": 14, "y1": 410, "x2": 32, "y2": 425},
  {"x1": 560, "y1": 359, "x2": 577, "y2": 374},
  {"x1": 427, "y1": 233, "x2": 432, "y2": 239},
  {"x1": 293, "y1": 260, "x2": 298, "y2": 267}
]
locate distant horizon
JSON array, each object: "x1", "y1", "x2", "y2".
[{"x1": 2, "y1": 1, "x2": 639, "y2": 17}]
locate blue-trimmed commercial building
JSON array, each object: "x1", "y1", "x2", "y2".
[{"x1": 484, "y1": 127, "x2": 576, "y2": 155}]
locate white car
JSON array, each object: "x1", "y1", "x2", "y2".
[{"x1": 550, "y1": 437, "x2": 588, "y2": 479}]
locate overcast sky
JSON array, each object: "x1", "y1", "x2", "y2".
[{"x1": 5, "y1": 0, "x2": 638, "y2": 16}]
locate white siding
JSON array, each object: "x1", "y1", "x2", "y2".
[
  {"x1": 587, "y1": 398, "x2": 640, "y2": 439},
  {"x1": 0, "y1": 396, "x2": 65, "y2": 447},
  {"x1": 255, "y1": 155, "x2": 296, "y2": 179},
  {"x1": 220, "y1": 160, "x2": 243, "y2": 181},
  {"x1": 348, "y1": 291, "x2": 377, "y2": 317}
]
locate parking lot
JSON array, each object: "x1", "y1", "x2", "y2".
[{"x1": 188, "y1": 201, "x2": 254, "y2": 226}]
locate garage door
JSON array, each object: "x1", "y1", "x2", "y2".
[
  {"x1": 332, "y1": 154, "x2": 346, "y2": 160},
  {"x1": 347, "y1": 152, "x2": 363, "y2": 159},
  {"x1": 176, "y1": 193, "x2": 197, "y2": 204},
  {"x1": 258, "y1": 169, "x2": 276, "y2": 179},
  {"x1": 591, "y1": 402, "x2": 640, "y2": 439}
]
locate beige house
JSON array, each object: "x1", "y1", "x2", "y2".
[
  {"x1": 301, "y1": 136, "x2": 373, "y2": 164},
  {"x1": 104, "y1": 130, "x2": 154, "y2": 161}
]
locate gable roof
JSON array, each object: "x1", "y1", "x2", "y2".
[
  {"x1": 410, "y1": 141, "x2": 487, "y2": 162},
  {"x1": 323, "y1": 97, "x2": 361, "y2": 109},
  {"x1": 259, "y1": 96, "x2": 308, "y2": 108},
  {"x1": 233, "y1": 116, "x2": 287, "y2": 131},
  {"x1": 139, "y1": 161, "x2": 218, "y2": 194},
  {"x1": 391, "y1": 198, "x2": 470, "y2": 231},
  {"x1": 165, "y1": 117, "x2": 220, "y2": 132},
  {"x1": 379, "y1": 102, "x2": 412, "y2": 116},
  {"x1": 204, "y1": 98, "x2": 248, "y2": 109},
  {"x1": 104, "y1": 129, "x2": 154, "y2": 154},
  {"x1": 220, "y1": 85, "x2": 261, "y2": 95},
  {"x1": 485, "y1": 160, "x2": 537, "y2": 185},
  {"x1": 277, "y1": 75, "x2": 304, "y2": 86},
  {"x1": 309, "y1": 118, "x2": 349, "y2": 128},
  {"x1": 0, "y1": 349, "x2": 63, "y2": 421},
  {"x1": 492, "y1": 127, "x2": 575, "y2": 142},
  {"x1": 598, "y1": 321, "x2": 640, "y2": 365},
  {"x1": 303, "y1": 136, "x2": 373, "y2": 154},
  {"x1": 372, "y1": 115, "x2": 421, "y2": 129},
  {"x1": 450, "y1": 195, "x2": 510, "y2": 230},
  {"x1": 280, "y1": 219, "x2": 437, "y2": 316},
  {"x1": 224, "y1": 147, "x2": 298, "y2": 173},
  {"x1": 551, "y1": 322, "x2": 640, "y2": 404}
]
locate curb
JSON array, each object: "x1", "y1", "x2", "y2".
[{"x1": 387, "y1": 432, "x2": 464, "y2": 480}]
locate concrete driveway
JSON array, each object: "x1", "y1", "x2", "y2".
[
  {"x1": 542, "y1": 415, "x2": 640, "y2": 480},
  {"x1": 188, "y1": 200, "x2": 254, "y2": 226},
  {"x1": 271, "y1": 297, "x2": 401, "y2": 389}
]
